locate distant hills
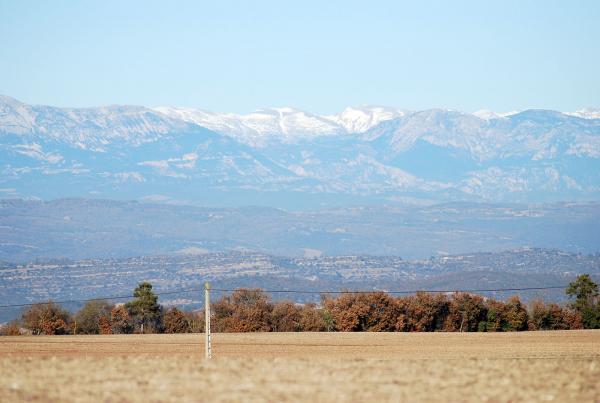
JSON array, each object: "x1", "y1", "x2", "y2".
[
  {"x1": 1, "y1": 95, "x2": 599, "y2": 207},
  {"x1": 1, "y1": 248, "x2": 599, "y2": 322},
  {"x1": 1, "y1": 198, "x2": 599, "y2": 262}
]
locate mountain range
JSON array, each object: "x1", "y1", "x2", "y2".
[{"x1": 1, "y1": 95, "x2": 599, "y2": 208}]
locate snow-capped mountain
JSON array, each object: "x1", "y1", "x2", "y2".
[
  {"x1": 472, "y1": 109, "x2": 519, "y2": 120},
  {"x1": 365, "y1": 109, "x2": 600, "y2": 161},
  {"x1": 154, "y1": 105, "x2": 410, "y2": 146},
  {"x1": 154, "y1": 106, "x2": 343, "y2": 146},
  {"x1": 565, "y1": 108, "x2": 600, "y2": 120},
  {"x1": 323, "y1": 106, "x2": 408, "y2": 133},
  {"x1": 1, "y1": 95, "x2": 599, "y2": 207},
  {"x1": 0, "y1": 95, "x2": 195, "y2": 150}
]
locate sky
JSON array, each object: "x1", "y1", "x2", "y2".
[{"x1": 0, "y1": 0, "x2": 599, "y2": 114}]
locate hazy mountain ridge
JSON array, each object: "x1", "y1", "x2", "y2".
[
  {"x1": 1, "y1": 198, "x2": 599, "y2": 262},
  {"x1": 1, "y1": 95, "x2": 599, "y2": 206},
  {"x1": 0, "y1": 95, "x2": 196, "y2": 149}
]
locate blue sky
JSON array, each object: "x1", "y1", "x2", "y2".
[{"x1": 0, "y1": 0, "x2": 599, "y2": 114}]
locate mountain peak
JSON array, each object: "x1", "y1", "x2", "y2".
[
  {"x1": 0, "y1": 94, "x2": 24, "y2": 105},
  {"x1": 324, "y1": 105, "x2": 407, "y2": 133},
  {"x1": 473, "y1": 109, "x2": 503, "y2": 120},
  {"x1": 565, "y1": 108, "x2": 600, "y2": 119}
]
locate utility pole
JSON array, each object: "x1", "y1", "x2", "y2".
[{"x1": 205, "y1": 281, "x2": 212, "y2": 359}]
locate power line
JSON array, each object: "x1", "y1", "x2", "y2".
[
  {"x1": 0, "y1": 285, "x2": 567, "y2": 309},
  {"x1": 212, "y1": 286, "x2": 567, "y2": 294},
  {"x1": 0, "y1": 287, "x2": 204, "y2": 309}
]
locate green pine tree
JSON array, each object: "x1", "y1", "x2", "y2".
[
  {"x1": 566, "y1": 274, "x2": 600, "y2": 329},
  {"x1": 125, "y1": 282, "x2": 163, "y2": 333}
]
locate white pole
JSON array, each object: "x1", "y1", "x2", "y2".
[{"x1": 204, "y1": 281, "x2": 212, "y2": 359}]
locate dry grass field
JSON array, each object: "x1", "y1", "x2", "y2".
[{"x1": 1, "y1": 331, "x2": 599, "y2": 402}]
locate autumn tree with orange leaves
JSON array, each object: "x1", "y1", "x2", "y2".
[
  {"x1": 213, "y1": 289, "x2": 273, "y2": 332},
  {"x1": 21, "y1": 301, "x2": 72, "y2": 335}
]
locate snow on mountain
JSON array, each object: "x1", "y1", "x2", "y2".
[
  {"x1": 565, "y1": 108, "x2": 600, "y2": 119},
  {"x1": 242, "y1": 107, "x2": 341, "y2": 137},
  {"x1": 364, "y1": 108, "x2": 600, "y2": 161},
  {"x1": 155, "y1": 106, "x2": 343, "y2": 146},
  {"x1": 0, "y1": 95, "x2": 195, "y2": 149},
  {"x1": 154, "y1": 105, "x2": 411, "y2": 144},
  {"x1": 323, "y1": 106, "x2": 408, "y2": 133},
  {"x1": 0, "y1": 95, "x2": 36, "y2": 134},
  {"x1": 472, "y1": 109, "x2": 501, "y2": 120},
  {"x1": 474, "y1": 108, "x2": 600, "y2": 121},
  {"x1": 153, "y1": 106, "x2": 249, "y2": 138},
  {"x1": 472, "y1": 110, "x2": 522, "y2": 120},
  {"x1": 2, "y1": 95, "x2": 600, "y2": 206},
  {"x1": 365, "y1": 109, "x2": 500, "y2": 159}
]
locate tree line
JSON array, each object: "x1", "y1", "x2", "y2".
[{"x1": 1, "y1": 275, "x2": 599, "y2": 335}]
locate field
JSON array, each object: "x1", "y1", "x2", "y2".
[{"x1": 1, "y1": 331, "x2": 599, "y2": 402}]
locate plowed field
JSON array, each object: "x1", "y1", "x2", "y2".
[{"x1": 1, "y1": 331, "x2": 599, "y2": 402}]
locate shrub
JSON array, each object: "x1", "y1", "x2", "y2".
[
  {"x1": 74, "y1": 300, "x2": 114, "y2": 334},
  {"x1": 15, "y1": 284, "x2": 594, "y2": 335},
  {"x1": 504, "y1": 296, "x2": 528, "y2": 331},
  {"x1": 484, "y1": 299, "x2": 509, "y2": 332},
  {"x1": 324, "y1": 292, "x2": 399, "y2": 332},
  {"x1": 213, "y1": 289, "x2": 273, "y2": 332},
  {"x1": 360, "y1": 292, "x2": 400, "y2": 332},
  {"x1": 529, "y1": 299, "x2": 584, "y2": 330},
  {"x1": 444, "y1": 293, "x2": 487, "y2": 332},
  {"x1": 0, "y1": 320, "x2": 23, "y2": 336},
  {"x1": 183, "y1": 311, "x2": 204, "y2": 333},
  {"x1": 99, "y1": 315, "x2": 112, "y2": 334},
  {"x1": 299, "y1": 304, "x2": 327, "y2": 332},
  {"x1": 401, "y1": 292, "x2": 449, "y2": 332},
  {"x1": 21, "y1": 301, "x2": 72, "y2": 335},
  {"x1": 322, "y1": 293, "x2": 362, "y2": 331},
  {"x1": 163, "y1": 307, "x2": 192, "y2": 333},
  {"x1": 110, "y1": 305, "x2": 133, "y2": 334},
  {"x1": 272, "y1": 301, "x2": 303, "y2": 332},
  {"x1": 561, "y1": 308, "x2": 583, "y2": 330}
]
